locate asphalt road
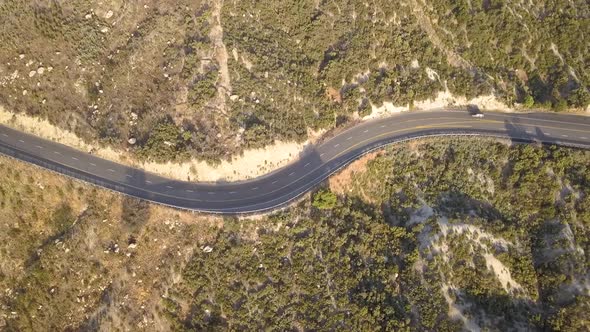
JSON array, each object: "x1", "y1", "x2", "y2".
[{"x1": 0, "y1": 110, "x2": 589, "y2": 214}]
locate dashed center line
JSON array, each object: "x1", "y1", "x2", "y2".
[
  {"x1": 304, "y1": 162, "x2": 310, "y2": 168},
  {"x1": 320, "y1": 153, "x2": 325, "y2": 157},
  {"x1": 35, "y1": 145, "x2": 43, "y2": 149},
  {"x1": 562, "y1": 135, "x2": 568, "y2": 138},
  {"x1": 334, "y1": 144, "x2": 340, "y2": 148},
  {"x1": 1, "y1": 133, "x2": 7, "y2": 137},
  {"x1": 166, "y1": 186, "x2": 174, "y2": 189},
  {"x1": 125, "y1": 174, "x2": 133, "y2": 178},
  {"x1": 71, "y1": 157, "x2": 78, "y2": 161},
  {"x1": 525, "y1": 130, "x2": 532, "y2": 134},
  {"x1": 18, "y1": 139, "x2": 25, "y2": 143},
  {"x1": 53, "y1": 151, "x2": 61, "y2": 155},
  {"x1": 289, "y1": 172, "x2": 295, "y2": 176},
  {"x1": 89, "y1": 163, "x2": 97, "y2": 166},
  {"x1": 107, "y1": 169, "x2": 115, "y2": 172},
  {"x1": 346, "y1": 137, "x2": 352, "y2": 140},
  {"x1": 251, "y1": 187, "x2": 259, "y2": 191},
  {"x1": 581, "y1": 137, "x2": 588, "y2": 140},
  {"x1": 145, "y1": 180, "x2": 152, "y2": 184},
  {"x1": 363, "y1": 130, "x2": 369, "y2": 133},
  {"x1": 380, "y1": 125, "x2": 386, "y2": 128},
  {"x1": 208, "y1": 192, "x2": 216, "y2": 195},
  {"x1": 271, "y1": 180, "x2": 278, "y2": 184},
  {"x1": 185, "y1": 189, "x2": 194, "y2": 193},
  {"x1": 229, "y1": 191, "x2": 237, "y2": 195}
]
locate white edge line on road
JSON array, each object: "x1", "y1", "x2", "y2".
[
  {"x1": 5, "y1": 131, "x2": 587, "y2": 214},
  {"x1": 2, "y1": 113, "x2": 589, "y2": 214}
]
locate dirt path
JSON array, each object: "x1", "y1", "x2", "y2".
[
  {"x1": 209, "y1": 0, "x2": 231, "y2": 114},
  {"x1": 409, "y1": 0, "x2": 473, "y2": 70}
]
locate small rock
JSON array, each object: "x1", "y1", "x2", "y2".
[
  {"x1": 128, "y1": 243, "x2": 137, "y2": 249},
  {"x1": 22, "y1": 90, "x2": 27, "y2": 96},
  {"x1": 105, "y1": 10, "x2": 114, "y2": 19},
  {"x1": 28, "y1": 70, "x2": 36, "y2": 78},
  {"x1": 100, "y1": 27, "x2": 109, "y2": 33},
  {"x1": 128, "y1": 138, "x2": 137, "y2": 145},
  {"x1": 202, "y1": 246, "x2": 213, "y2": 253},
  {"x1": 37, "y1": 67, "x2": 45, "y2": 75},
  {"x1": 229, "y1": 95, "x2": 239, "y2": 102},
  {"x1": 85, "y1": 13, "x2": 92, "y2": 19},
  {"x1": 19, "y1": 54, "x2": 25, "y2": 59}
]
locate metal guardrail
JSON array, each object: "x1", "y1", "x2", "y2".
[{"x1": 0, "y1": 129, "x2": 588, "y2": 215}]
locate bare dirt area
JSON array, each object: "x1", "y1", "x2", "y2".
[
  {"x1": 329, "y1": 151, "x2": 380, "y2": 193},
  {"x1": 329, "y1": 151, "x2": 384, "y2": 202}
]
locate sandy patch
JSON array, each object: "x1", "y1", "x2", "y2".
[
  {"x1": 483, "y1": 253, "x2": 524, "y2": 293},
  {"x1": 442, "y1": 284, "x2": 482, "y2": 332},
  {"x1": 414, "y1": 90, "x2": 513, "y2": 112},
  {"x1": 363, "y1": 90, "x2": 513, "y2": 120},
  {"x1": 0, "y1": 106, "x2": 307, "y2": 182},
  {"x1": 363, "y1": 101, "x2": 408, "y2": 120},
  {"x1": 434, "y1": 218, "x2": 526, "y2": 295},
  {"x1": 143, "y1": 140, "x2": 307, "y2": 182}
]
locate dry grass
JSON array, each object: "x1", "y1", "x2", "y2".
[{"x1": 0, "y1": 154, "x2": 223, "y2": 331}]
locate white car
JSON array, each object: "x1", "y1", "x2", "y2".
[{"x1": 472, "y1": 113, "x2": 484, "y2": 118}]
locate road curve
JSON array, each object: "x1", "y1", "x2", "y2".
[{"x1": 0, "y1": 110, "x2": 589, "y2": 214}]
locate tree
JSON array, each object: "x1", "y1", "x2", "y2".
[
  {"x1": 312, "y1": 189, "x2": 338, "y2": 209},
  {"x1": 523, "y1": 94, "x2": 534, "y2": 108}
]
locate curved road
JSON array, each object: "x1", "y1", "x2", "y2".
[{"x1": 0, "y1": 110, "x2": 589, "y2": 214}]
